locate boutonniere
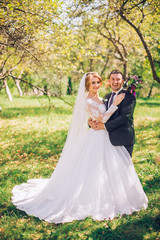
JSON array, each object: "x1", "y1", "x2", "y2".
[{"x1": 103, "y1": 99, "x2": 108, "y2": 104}]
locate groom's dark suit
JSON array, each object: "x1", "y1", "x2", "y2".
[{"x1": 104, "y1": 89, "x2": 136, "y2": 155}]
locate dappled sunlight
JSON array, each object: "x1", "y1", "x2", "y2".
[
  {"x1": 0, "y1": 96, "x2": 159, "y2": 239},
  {"x1": 0, "y1": 0, "x2": 159, "y2": 237}
]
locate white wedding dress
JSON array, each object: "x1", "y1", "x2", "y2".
[{"x1": 12, "y1": 74, "x2": 148, "y2": 224}]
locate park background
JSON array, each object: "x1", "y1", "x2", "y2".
[{"x1": 0, "y1": 1, "x2": 160, "y2": 239}]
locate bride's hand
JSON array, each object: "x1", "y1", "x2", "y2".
[{"x1": 113, "y1": 93, "x2": 125, "y2": 106}]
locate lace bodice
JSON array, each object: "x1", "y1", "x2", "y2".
[{"x1": 86, "y1": 98, "x2": 118, "y2": 123}]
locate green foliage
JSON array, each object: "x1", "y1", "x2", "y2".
[
  {"x1": 0, "y1": 95, "x2": 160, "y2": 239},
  {"x1": 1, "y1": 0, "x2": 160, "y2": 99},
  {"x1": 67, "y1": 76, "x2": 73, "y2": 95},
  {"x1": 0, "y1": 0, "x2": 63, "y2": 93},
  {"x1": 67, "y1": 0, "x2": 160, "y2": 83}
]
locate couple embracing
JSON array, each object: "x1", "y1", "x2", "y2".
[{"x1": 12, "y1": 70, "x2": 148, "y2": 224}]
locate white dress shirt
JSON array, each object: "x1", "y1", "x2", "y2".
[{"x1": 108, "y1": 87, "x2": 123, "y2": 108}]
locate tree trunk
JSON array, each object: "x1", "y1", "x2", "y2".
[
  {"x1": 4, "y1": 79, "x2": 12, "y2": 101},
  {"x1": 119, "y1": 12, "x2": 160, "y2": 84},
  {"x1": 24, "y1": 84, "x2": 28, "y2": 95},
  {"x1": 123, "y1": 61, "x2": 128, "y2": 81},
  {"x1": 15, "y1": 79, "x2": 23, "y2": 96},
  {"x1": 147, "y1": 81, "x2": 154, "y2": 98},
  {"x1": 33, "y1": 88, "x2": 38, "y2": 95},
  {"x1": 15, "y1": 70, "x2": 23, "y2": 96},
  {"x1": 89, "y1": 58, "x2": 94, "y2": 72},
  {"x1": 101, "y1": 56, "x2": 109, "y2": 76}
]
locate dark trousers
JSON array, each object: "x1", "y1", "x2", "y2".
[{"x1": 124, "y1": 145, "x2": 134, "y2": 157}]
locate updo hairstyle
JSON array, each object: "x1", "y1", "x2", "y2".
[{"x1": 85, "y1": 72, "x2": 102, "y2": 91}]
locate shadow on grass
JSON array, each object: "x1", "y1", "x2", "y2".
[
  {"x1": 1, "y1": 200, "x2": 159, "y2": 240},
  {"x1": 143, "y1": 175, "x2": 160, "y2": 194},
  {"x1": 0, "y1": 129, "x2": 68, "y2": 168},
  {"x1": 86, "y1": 214, "x2": 160, "y2": 240},
  {"x1": 0, "y1": 106, "x2": 72, "y2": 119},
  {"x1": 135, "y1": 120, "x2": 159, "y2": 147},
  {"x1": 139, "y1": 102, "x2": 160, "y2": 107},
  {"x1": 136, "y1": 120, "x2": 159, "y2": 132},
  {"x1": 18, "y1": 129, "x2": 67, "y2": 156}
]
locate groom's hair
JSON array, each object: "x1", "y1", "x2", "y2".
[{"x1": 109, "y1": 70, "x2": 124, "y2": 80}]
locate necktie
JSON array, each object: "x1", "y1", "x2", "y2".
[{"x1": 109, "y1": 92, "x2": 116, "y2": 107}]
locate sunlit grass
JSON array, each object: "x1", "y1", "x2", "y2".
[{"x1": 0, "y1": 95, "x2": 160, "y2": 240}]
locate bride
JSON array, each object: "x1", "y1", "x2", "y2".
[{"x1": 12, "y1": 72, "x2": 148, "y2": 223}]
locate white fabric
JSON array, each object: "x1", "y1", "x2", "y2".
[
  {"x1": 12, "y1": 76, "x2": 148, "y2": 224},
  {"x1": 86, "y1": 98, "x2": 118, "y2": 123},
  {"x1": 51, "y1": 73, "x2": 88, "y2": 171}
]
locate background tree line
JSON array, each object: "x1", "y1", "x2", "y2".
[{"x1": 0, "y1": 0, "x2": 160, "y2": 101}]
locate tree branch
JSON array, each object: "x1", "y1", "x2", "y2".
[
  {"x1": 119, "y1": 9, "x2": 160, "y2": 83},
  {"x1": 0, "y1": 54, "x2": 12, "y2": 72},
  {"x1": 101, "y1": 56, "x2": 109, "y2": 76},
  {"x1": 121, "y1": 0, "x2": 147, "y2": 12},
  {"x1": 9, "y1": 75, "x2": 74, "y2": 107},
  {"x1": 2, "y1": 26, "x2": 46, "y2": 68},
  {"x1": 7, "y1": 53, "x2": 25, "y2": 74},
  {"x1": 100, "y1": 25, "x2": 125, "y2": 61}
]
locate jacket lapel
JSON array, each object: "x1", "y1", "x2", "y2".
[
  {"x1": 103, "y1": 89, "x2": 125, "y2": 110},
  {"x1": 103, "y1": 93, "x2": 112, "y2": 109},
  {"x1": 117, "y1": 89, "x2": 125, "y2": 95}
]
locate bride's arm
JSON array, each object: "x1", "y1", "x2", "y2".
[
  {"x1": 87, "y1": 94, "x2": 125, "y2": 123},
  {"x1": 87, "y1": 103, "x2": 118, "y2": 123}
]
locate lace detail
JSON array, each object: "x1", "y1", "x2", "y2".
[{"x1": 86, "y1": 98, "x2": 118, "y2": 123}]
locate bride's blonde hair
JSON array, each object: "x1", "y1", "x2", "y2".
[{"x1": 85, "y1": 72, "x2": 102, "y2": 91}]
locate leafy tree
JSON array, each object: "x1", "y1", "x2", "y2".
[
  {"x1": 67, "y1": 76, "x2": 73, "y2": 95},
  {"x1": 0, "y1": 0, "x2": 61, "y2": 99},
  {"x1": 68, "y1": 0, "x2": 160, "y2": 84}
]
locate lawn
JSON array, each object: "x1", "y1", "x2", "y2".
[{"x1": 0, "y1": 95, "x2": 160, "y2": 240}]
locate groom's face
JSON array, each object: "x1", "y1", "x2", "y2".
[{"x1": 109, "y1": 73, "x2": 124, "y2": 92}]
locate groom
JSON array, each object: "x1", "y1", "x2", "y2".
[{"x1": 89, "y1": 69, "x2": 136, "y2": 156}]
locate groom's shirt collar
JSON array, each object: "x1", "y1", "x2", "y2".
[
  {"x1": 108, "y1": 87, "x2": 123, "y2": 106},
  {"x1": 112, "y1": 87, "x2": 123, "y2": 95},
  {"x1": 108, "y1": 87, "x2": 123, "y2": 107}
]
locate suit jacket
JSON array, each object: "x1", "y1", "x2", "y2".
[{"x1": 104, "y1": 89, "x2": 136, "y2": 146}]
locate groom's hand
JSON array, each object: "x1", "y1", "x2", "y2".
[{"x1": 88, "y1": 118, "x2": 105, "y2": 131}]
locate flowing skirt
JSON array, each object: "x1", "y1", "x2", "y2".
[{"x1": 12, "y1": 129, "x2": 148, "y2": 223}]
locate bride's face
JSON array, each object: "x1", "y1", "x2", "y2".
[{"x1": 89, "y1": 77, "x2": 101, "y2": 94}]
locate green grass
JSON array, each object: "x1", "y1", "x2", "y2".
[{"x1": 0, "y1": 94, "x2": 160, "y2": 240}]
